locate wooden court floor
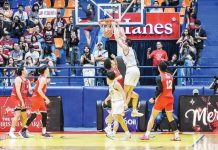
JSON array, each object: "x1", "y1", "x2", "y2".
[{"x1": 0, "y1": 132, "x2": 217, "y2": 150}]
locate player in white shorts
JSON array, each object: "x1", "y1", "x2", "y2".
[
  {"x1": 104, "y1": 71, "x2": 131, "y2": 140},
  {"x1": 112, "y1": 21, "x2": 143, "y2": 117}
]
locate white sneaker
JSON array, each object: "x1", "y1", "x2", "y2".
[
  {"x1": 26, "y1": 130, "x2": 34, "y2": 138},
  {"x1": 8, "y1": 132, "x2": 17, "y2": 139},
  {"x1": 104, "y1": 126, "x2": 112, "y2": 135},
  {"x1": 131, "y1": 110, "x2": 144, "y2": 117},
  {"x1": 121, "y1": 133, "x2": 131, "y2": 141},
  {"x1": 106, "y1": 133, "x2": 115, "y2": 140}
]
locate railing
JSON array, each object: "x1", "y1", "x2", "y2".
[{"x1": 0, "y1": 66, "x2": 217, "y2": 86}]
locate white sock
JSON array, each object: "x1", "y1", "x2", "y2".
[
  {"x1": 42, "y1": 127, "x2": 46, "y2": 134},
  {"x1": 174, "y1": 131, "x2": 179, "y2": 138},
  {"x1": 112, "y1": 131, "x2": 116, "y2": 135},
  {"x1": 9, "y1": 127, "x2": 15, "y2": 133},
  {"x1": 133, "y1": 109, "x2": 137, "y2": 112},
  {"x1": 125, "y1": 131, "x2": 130, "y2": 136},
  {"x1": 145, "y1": 131, "x2": 150, "y2": 136}
]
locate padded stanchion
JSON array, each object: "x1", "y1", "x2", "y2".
[
  {"x1": 96, "y1": 100, "x2": 104, "y2": 131},
  {"x1": 138, "y1": 101, "x2": 148, "y2": 131}
]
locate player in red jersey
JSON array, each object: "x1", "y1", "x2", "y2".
[
  {"x1": 19, "y1": 65, "x2": 51, "y2": 138},
  {"x1": 8, "y1": 66, "x2": 33, "y2": 139},
  {"x1": 140, "y1": 62, "x2": 181, "y2": 141}
]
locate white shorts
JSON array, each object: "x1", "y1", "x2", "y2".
[
  {"x1": 111, "y1": 100, "x2": 124, "y2": 115},
  {"x1": 124, "y1": 66, "x2": 140, "y2": 86}
]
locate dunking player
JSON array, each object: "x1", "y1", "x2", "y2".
[
  {"x1": 8, "y1": 66, "x2": 33, "y2": 139},
  {"x1": 140, "y1": 62, "x2": 181, "y2": 141},
  {"x1": 19, "y1": 65, "x2": 51, "y2": 138},
  {"x1": 104, "y1": 71, "x2": 131, "y2": 140},
  {"x1": 112, "y1": 22, "x2": 143, "y2": 117}
]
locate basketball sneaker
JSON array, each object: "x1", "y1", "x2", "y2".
[
  {"x1": 121, "y1": 133, "x2": 131, "y2": 141},
  {"x1": 42, "y1": 133, "x2": 52, "y2": 138},
  {"x1": 19, "y1": 131, "x2": 28, "y2": 138},
  {"x1": 8, "y1": 132, "x2": 17, "y2": 139},
  {"x1": 106, "y1": 133, "x2": 115, "y2": 140},
  {"x1": 131, "y1": 110, "x2": 144, "y2": 117},
  {"x1": 170, "y1": 136, "x2": 181, "y2": 141},
  {"x1": 140, "y1": 134, "x2": 149, "y2": 140},
  {"x1": 104, "y1": 126, "x2": 112, "y2": 135},
  {"x1": 26, "y1": 130, "x2": 34, "y2": 138}
]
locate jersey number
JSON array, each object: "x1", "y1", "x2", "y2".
[{"x1": 166, "y1": 80, "x2": 173, "y2": 89}]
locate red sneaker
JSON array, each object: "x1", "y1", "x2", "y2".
[
  {"x1": 140, "y1": 135, "x2": 149, "y2": 140},
  {"x1": 170, "y1": 136, "x2": 181, "y2": 141}
]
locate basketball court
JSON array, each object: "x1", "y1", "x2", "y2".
[{"x1": 0, "y1": 132, "x2": 217, "y2": 150}]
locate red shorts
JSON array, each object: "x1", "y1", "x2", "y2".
[
  {"x1": 153, "y1": 97, "x2": 174, "y2": 112},
  {"x1": 31, "y1": 96, "x2": 47, "y2": 112},
  {"x1": 9, "y1": 96, "x2": 30, "y2": 109}
]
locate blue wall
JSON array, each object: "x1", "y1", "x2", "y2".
[{"x1": 0, "y1": 86, "x2": 212, "y2": 128}]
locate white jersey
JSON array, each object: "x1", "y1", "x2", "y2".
[
  {"x1": 109, "y1": 80, "x2": 123, "y2": 101},
  {"x1": 122, "y1": 47, "x2": 137, "y2": 68}
]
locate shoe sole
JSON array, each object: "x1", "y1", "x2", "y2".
[
  {"x1": 106, "y1": 134, "x2": 114, "y2": 140},
  {"x1": 18, "y1": 132, "x2": 27, "y2": 139},
  {"x1": 131, "y1": 114, "x2": 144, "y2": 117}
]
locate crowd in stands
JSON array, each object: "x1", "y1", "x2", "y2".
[{"x1": 0, "y1": 0, "x2": 207, "y2": 87}]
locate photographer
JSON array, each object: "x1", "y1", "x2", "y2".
[
  {"x1": 179, "y1": 41, "x2": 196, "y2": 86},
  {"x1": 80, "y1": 46, "x2": 95, "y2": 86},
  {"x1": 209, "y1": 77, "x2": 218, "y2": 95},
  {"x1": 12, "y1": 16, "x2": 25, "y2": 38}
]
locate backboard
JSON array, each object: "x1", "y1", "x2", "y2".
[{"x1": 75, "y1": 0, "x2": 145, "y2": 27}]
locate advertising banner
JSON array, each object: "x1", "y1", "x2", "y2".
[{"x1": 179, "y1": 96, "x2": 218, "y2": 132}]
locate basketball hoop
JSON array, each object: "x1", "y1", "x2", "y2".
[{"x1": 98, "y1": 18, "x2": 114, "y2": 38}]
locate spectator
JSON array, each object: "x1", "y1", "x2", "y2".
[
  {"x1": 23, "y1": 28, "x2": 34, "y2": 44},
  {"x1": 19, "y1": 36, "x2": 29, "y2": 56},
  {"x1": 80, "y1": 3, "x2": 95, "y2": 46},
  {"x1": 0, "y1": 45, "x2": 6, "y2": 85},
  {"x1": 0, "y1": 13, "x2": 7, "y2": 39},
  {"x1": 31, "y1": 35, "x2": 42, "y2": 54},
  {"x1": 147, "y1": 41, "x2": 168, "y2": 77},
  {"x1": 64, "y1": 16, "x2": 80, "y2": 58},
  {"x1": 43, "y1": 22, "x2": 55, "y2": 53},
  {"x1": 51, "y1": 11, "x2": 67, "y2": 38},
  {"x1": 187, "y1": 9, "x2": 197, "y2": 31},
  {"x1": 80, "y1": 46, "x2": 95, "y2": 86},
  {"x1": 176, "y1": 28, "x2": 194, "y2": 46},
  {"x1": 150, "y1": 1, "x2": 163, "y2": 13},
  {"x1": 133, "y1": 0, "x2": 141, "y2": 13},
  {"x1": 0, "y1": 32, "x2": 14, "y2": 57},
  {"x1": 13, "y1": 5, "x2": 28, "y2": 26},
  {"x1": 12, "y1": 16, "x2": 25, "y2": 38},
  {"x1": 33, "y1": 25, "x2": 44, "y2": 44},
  {"x1": 3, "y1": 57, "x2": 16, "y2": 86},
  {"x1": 161, "y1": 0, "x2": 170, "y2": 6},
  {"x1": 25, "y1": 44, "x2": 40, "y2": 66},
  {"x1": 209, "y1": 77, "x2": 218, "y2": 95},
  {"x1": 10, "y1": 43, "x2": 23, "y2": 66},
  {"x1": 165, "y1": 54, "x2": 178, "y2": 74},
  {"x1": 39, "y1": 47, "x2": 56, "y2": 76},
  {"x1": 93, "y1": 42, "x2": 108, "y2": 86},
  {"x1": 34, "y1": 0, "x2": 47, "y2": 9},
  {"x1": 191, "y1": 20, "x2": 207, "y2": 67},
  {"x1": 179, "y1": 41, "x2": 196, "y2": 86},
  {"x1": 24, "y1": 56, "x2": 35, "y2": 84},
  {"x1": 1, "y1": 2, "x2": 13, "y2": 22},
  {"x1": 29, "y1": 4, "x2": 43, "y2": 28}
]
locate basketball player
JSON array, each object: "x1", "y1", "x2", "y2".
[
  {"x1": 140, "y1": 62, "x2": 181, "y2": 141},
  {"x1": 104, "y1": 71, "x2": 131, "y2": 140},
  {"x1": 19, "y1": 65, "x2": 51, "y2": 138},
  {"x1": 112, "y1": 22, "x2": 143, "y2": 117},
  {"x1": 8, "y1": 66, "x2": 33, "y2": 139}
]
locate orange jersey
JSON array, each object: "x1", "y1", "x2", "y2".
[
  {"x1": 33, "y1": 75, "x2": 47, "y2": 98},
  {"x1": 10, "y1": 76, "x2": 30, "y2": 100},
  {"x1": 159, "y1": 72, "x2": 174, "y2": 98}
]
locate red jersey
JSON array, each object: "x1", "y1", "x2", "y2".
[
  {"x1": 0, "y1": 39, "x2": 14, "y2": 56},
  {"x1": 10, "y1": 76, "x2": 29, "y2": 100},
  {"x1": 33, "y1": 75, "x2": 47, "y2": 98},
  {"x1": 160, "y1": 72, "x2": 174, "y2": 98},
  {"x1": 149, "y1": 50, "x2": 168, "y2": 66},
  {"x1": 110, "y1": 67, "x2": 123, "y2": 87}
]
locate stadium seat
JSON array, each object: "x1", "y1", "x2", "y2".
[
  {"x1": 44, "y1": 0, "x2": 51, "y2": 8},
  {"x1": 54, "y1": 0, "x2": 65, "y2": 9},
  {"x1": 64, "y1": 17, "x2": 70, "y2": 24},
  {"x1": 63, "y1": 9, "x2": 73, "y2": 18},
  {"x1": 182, "y1": 0, "x2": 191, "y2": 7},
  {"x1": 156, "y1": 0, "x2": 164, "y2": 5},
  {"x1": 10, "y1": 0, "x2": 19, "y2": 9},
  {"x1": 67, "y1": 0, "x2": 75, "y2": 9},
  {"x1": 144, "y1": 0, "x2": 151, "y2": 6},
  {"x1": 45, "y1": 18, "x2": 54, "y2": 24},
  {"x1": 180, "y1": 7, "x2": 186, "y2": 24},
  {"x1": 55, "y1": 49, "x2": 60, "y2": 58},
  {"x1": 164, "y1": 8, "x2": 175, "y2": 13}
]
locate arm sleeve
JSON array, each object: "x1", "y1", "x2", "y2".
[{"x1": 155, "y1": 76, "x2": 163, "y2": 98}]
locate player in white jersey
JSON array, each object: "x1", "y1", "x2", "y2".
[
  {"x1": 104, "y1": 71, "x2": 131, "y2": 140},
  {"x1": 112, "y1": 22, "x2": 143, "y2": 117}
]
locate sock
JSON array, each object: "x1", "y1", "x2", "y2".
[
  {"x1": 108, "y1": 124, "x2": 112, "y2": 128},
  {"x1": 21, "y1": 110, "x2": 27, "y2": 128},
  {"x1": 22, "y1": 126, "x2": 28, "y2": 132},
  {"x1": 112, "y1": 131, "x2": 116, "y2": 135},
  {"x1": 41, "y1": 112, "x2": 47, "y2": 128},
  {"x1": 42, "y1": 127, "x2": 46, "y2": 134},
  {"x1": 9, "y1": 127, "x2": 15, "y2": 133},
  {"x1": 125, "y1": 131, "x2": 130, "y2": 135},
  {"x1": 145, "y1": 131, "x2": 150, "y2": 136},
  {"x1": 174, "y1": 130, "x2": 180, "y2": 138}
]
